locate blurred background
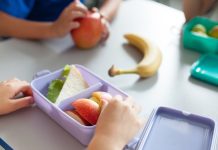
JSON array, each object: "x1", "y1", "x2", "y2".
[{"x1": 153, "y1": 0, "x2": 182, "y2": 10}]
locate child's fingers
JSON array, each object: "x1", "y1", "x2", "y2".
[
  {"x1": 68, "y1": 1, "x2": 88, "y2": 14},
  {"x1": 69, "y1": 22, "x2": 80, "y2": 30},
  {"x1": 91, "y1": 7, "x2": 99, "y2": 12},
  {"x1": 139, "y1": 116, "x2": 147, "y2": 128},
  {"x1": 125, "y1": 96, "x2": 134, "y2": 103},
  {"x1": 4, "y1": 79, "x2": 32, "y2": 96},
  {"x1": 113, "y1": 95, "x2": 123, "y2": 101},
  {"x1": 71, "y1": 11, "x2": 86, "y2": 20},
  {"x1": 6, "y1": 78, "x2": 19, "y2": 83},
  {"x1": 15, "y1": 83, "x2": 33, "y2": 96},
  {"x1": 124, "y1": 97, "x2": 141, "y2": 113},
  {"x1": 1, "y1": 78, "x2": 19, "y2": 85},
  {"x1": 132, "y1": 104, "x2": 141, "y2": 114},
  {"x1": 101, "y1": 95, "x2": 122, "y2": 112},
  {"x1": 100, "y1": 99, "x2": 109, "y2": 111},
  {"x1": 72, "y1": 6, "x2": 88, "y2": 15},
  {"x1": 100, "y1": 19, "x2": 110, "y2": 42},
  {"x1": 125, "y1": 97, "x2": 135, "y2": 107},
  {"x1": 19, "y1": 81, "x2": 33, "y2": 96},
  {"x1": 10, "y1": 96, "x2": 34, "y2": 111}
]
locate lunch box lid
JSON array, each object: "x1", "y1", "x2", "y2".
[{"x1": 135, "y1": 107, "x2": 217, "y2": 150}]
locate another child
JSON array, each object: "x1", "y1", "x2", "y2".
[
  {"x1": 0, "y1": 0, "x2": 121, "y2": 39},
  {"x1": 0, "y1": 78, "x2": 143, "y2": 150},
  {"x1": 183, "y1": 0, "x2": 218, "y2": 21}
]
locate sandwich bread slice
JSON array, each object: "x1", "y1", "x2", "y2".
[{"x1": 55, "y1": 65, "x2": 88, "y2": 105}]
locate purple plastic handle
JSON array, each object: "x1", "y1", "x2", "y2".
[{"x1": 33, "y1": 69, "x2": 51, "y2": 79}]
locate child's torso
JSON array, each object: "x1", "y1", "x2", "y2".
[{"x1": 28, "y1": 0, "x2": 103, "y2": 21}]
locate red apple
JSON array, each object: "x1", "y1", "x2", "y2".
[
  {"x1": 65, "y1": 110, "x2": 90, "y2": 126},
  {"x1": 71, "y1": 11, "x2": 109, "y2": 49},
  {"x1": 72, "y1": 98, "x2": 100, "y2": 125}
]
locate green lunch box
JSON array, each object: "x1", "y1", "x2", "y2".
[
  {"x1": 182, "y1": 17, "x2": 218, "y2": 53},
  {"x1": 191, "y1": 54, "x2": 218, "y2": 86}
]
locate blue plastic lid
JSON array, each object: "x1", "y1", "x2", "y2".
[{"x1": 135, "y1": 107, "x2": 216, "y2": 150}]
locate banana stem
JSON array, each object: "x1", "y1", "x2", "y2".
[{"x1": 108, "y1": 65, "x2": 138, "y2": 77}]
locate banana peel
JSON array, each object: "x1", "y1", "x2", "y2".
[{"x1": 108, "y1": 33, "x2": 162, "y2": 78}]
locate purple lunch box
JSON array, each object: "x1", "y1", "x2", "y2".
[{"x1": 31, "y1": 64, "x2": 128, "y2": 146}]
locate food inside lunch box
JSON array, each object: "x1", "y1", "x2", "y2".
[
  {"x1": 191, "y1": 24, "x2": 218, "y2": 39},
  {"x1": 46, "y1": 64, "x2": 113, "y2": 126},
  {"x1": 182, "y1": 17, "x2": 218, "y2": 53},
  {"x1": 65, "y1": 91, "x2": 112, "y2": 126},
  {"x1": 47, "y1": 65, "x2": 88, "y2": 104}
]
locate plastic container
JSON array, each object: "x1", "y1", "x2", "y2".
[
  {"x1": 31, "y1": 64, "x2": 128, "y2": 146},
  {"x1": 191, "y1": 54, "x2": 218, "y2": 86},
  {"x1": 31, "y1": 65, "x2": 217, "y2": 149},
  {"x1": 182, "y1": 17, "x2": 218, "y2": 53},
  {"x1": 135, "y1": 107, "x2": 217, "y2": 150}
]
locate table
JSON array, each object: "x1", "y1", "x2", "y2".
[{"x1": 0, "y1": 0, "x2": 217, "y2": 149}]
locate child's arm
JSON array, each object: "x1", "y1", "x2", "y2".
[
  {"x1": 202, "y1": 0, "x2": 218, "y2": 13},
  {"x1": 99, "y1": 0, "x2": 122, "y2": 22},
  {"x1": 0, "y1": 1, "x2": 88, "y2": 40},
  {"x1": 183, "y1": 0, "x2": 217, "y2": 21},
  {"x1": 87, "y1": 96, "x2": 144, "y2": 150},
  {"x1": 0, "y1": 78, "x2": 34, "y2": 115}
]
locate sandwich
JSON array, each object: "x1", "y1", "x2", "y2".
[{"x1": 47, "y1": 65, "x2": 88, "y2": 104}]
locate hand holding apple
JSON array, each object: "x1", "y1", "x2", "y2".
[
  {"x1": 51, "y1": 0, "x2": 88, "y2": 38},
  {"x1": 71, "y1": 9, "x2": 110, "y2": 49},
  {"x1": 88, "y1": 96, "x2": 144, "y2": 150},
  {"x1": 90, "y1": 91, "x2": 112, "y2": 109}
]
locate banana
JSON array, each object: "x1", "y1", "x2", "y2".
[{"x1": 108, "y1": 33, "x2": 162, "y2": 78}]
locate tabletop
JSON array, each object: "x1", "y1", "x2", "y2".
[{"x1": 0, "y1": 0, "x2": 217, "y2": 150}]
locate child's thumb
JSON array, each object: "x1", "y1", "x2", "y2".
[{"x1": 11, "y1": 96, "x2": 34, "y2": 111}]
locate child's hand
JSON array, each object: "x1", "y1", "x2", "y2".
[
  {"x1": 88, "y1": 96, "x2": 144, "y2": 150},
  {"x1": 0, "y1": 78, "x2": 34, "y2": 115},
  {"x1": 91, "y1": 7, "x2": 110, "y2": 42},
  {"x1": 50, "y1": 0, "x2": 88, "y2": 38},
  {"x1": 100, "y1": 17, "x2": 110, "y2": 42}
]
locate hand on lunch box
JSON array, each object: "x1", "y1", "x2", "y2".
[
  {"x1": 88, "y1": 96, "x2": 144, "y2": 150},
  {"x1": 0, "y1": 78, "x2": 34, "y2": 115}
]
